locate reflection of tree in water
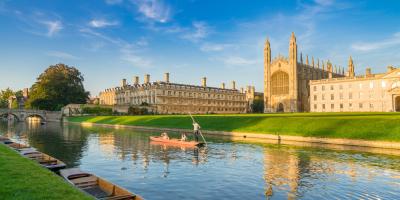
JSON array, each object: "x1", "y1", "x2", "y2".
[{"x1": 1, "y1": 122, "x2": 89, "y2": 167}]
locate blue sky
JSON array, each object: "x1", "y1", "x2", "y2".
[{"x1": 0, "y1": 0, "x2": 400, "y2": 96}]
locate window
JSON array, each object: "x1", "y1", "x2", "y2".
[
  {"x1": 314, "y1": 104, "x2": 317, "y2": 109},
  {"x1": 340, "y1": 104, "x2": 343, "y2": 109},
  {"x1": 330, "y1": 85, "x2": 334, "y2": 90},
  {"x1": 349, "y1": 92, "x2": 353, "y2": 99},
  {"x1": 271, "y1": 71, "x2": 289, "y2": 95},
  {"x1": 331, "y1": 104, "x2": 334, "y2": 109},
  {"x1": 322, "y1": 94, "x2": 325, "y2": 100},
  {"x1": 349, "y1": 103, "x2": 352, "y2": 108},
  {"x1": 313, "y1": 86, "x2": 317, "y2": 91},
  {"x1": 359, "y1": 103, "x2": 363, "y2": 108},
  {"x1": 322, "y1": 104, "x2": 325, "y2": 109},
  {"x1": 314, "y1": 95, "x2": 317, "y2": 101},
  {"x1": 322, "y1": 85, "x2": 325, "y2": 91},
  {"x1": 370, "y1": 103, "x2": 374, "y2": 109},
  {"x1": 331, "y1": 94, "x2": 334, "y2": 100}
]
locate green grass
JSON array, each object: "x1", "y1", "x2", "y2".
[
  {"x1": 0, "y1": 144, "x2": 91, "y2": 200},
  {"x1": 68, "y1": 112, "x2": 400, "y2": 142}
]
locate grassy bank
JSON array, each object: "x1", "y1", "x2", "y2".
[
  {"x1": 0, "y1": 144, "x2": 90, "y2": 200},
  {"x1": 68, "y1": 112, "x2": 400, "y2": 142}
]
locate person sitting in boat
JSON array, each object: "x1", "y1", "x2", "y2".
[
  {"x1": 192, "y1": 122, "x2": 201, "y2": 142},
  {"x1": 161, "y1": 132, "x2": 169, "y2": 140}
]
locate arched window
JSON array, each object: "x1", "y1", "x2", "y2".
[{"x1": 271, "y1": 71, "x2": 289, "y2": 95}]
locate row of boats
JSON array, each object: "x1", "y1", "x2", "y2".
[{"x1": 0, "y1": 135, "x2": 143, "y2": 200}]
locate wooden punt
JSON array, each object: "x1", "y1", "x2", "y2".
[
  {"x1": 60, "y1": 168, "x2": 143, "y2": 200},
  {"x1": 0, "y1": 136, "x2": 12, "y2": 144},
  {"x1": 19, "y1": 149, "x2": 66, "y2": 171},
  {"x1": 6, "y1": 142, "x2": 32, "y2": 151},
  {"x1": 149, "y1": 136, "x2": 204, "y2": 147}
]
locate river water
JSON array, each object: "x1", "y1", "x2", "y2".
[{"x1": 1, "y1": 121, "x2": 400, "y2": 200}]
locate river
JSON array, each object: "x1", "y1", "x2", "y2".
[{"x1": 1, "y1": 121, "x2": 399, "y2": 200}]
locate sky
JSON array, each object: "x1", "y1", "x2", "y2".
[{"x1": 0, "y1": 0, "x2": 400, "y2": 96}]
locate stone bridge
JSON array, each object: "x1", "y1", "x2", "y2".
[{"x1": 0, "y1": 109, "x2": 62, "y2": 122}]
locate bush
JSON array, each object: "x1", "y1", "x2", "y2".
[
  {"x1": 128, "y1": 106, "x2": 149, "y2": 115},
  {"x1": 81, "y1": 106, "x2": 112, "y2": 115}
]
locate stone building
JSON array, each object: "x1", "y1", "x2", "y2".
[
  {"x1": 100, "y1": 73, "x2": 249, "y2": 114},
  {"x1": 310, "y1": 65, "x2": 400, "y2": 112},
  {"x1": 264, "y1": 32, "x2": 345, "y2": 112}
]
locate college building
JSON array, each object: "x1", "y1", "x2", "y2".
[
  {"x1": 264, "y1": 32, "x2": 400, "y2": 113},
  {"x1": 99, "y1": 73, "x2": 257, "y2": 114}
]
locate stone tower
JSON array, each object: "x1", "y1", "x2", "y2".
[
  {"x1": 264, "y1": 38, "x2": 271, "y2": 112},
  {"x1": 347, "y1": 56, "x2": 355, "y2": 78},
  {"x1": 288, "y1": 32, "x2": 298, "y2": 111}
]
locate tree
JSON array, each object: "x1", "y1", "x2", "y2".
[
  {"x1": 251, "y1": 98, "x2": 264, "y2": 113},
  {"x1": 0, "y1": 88, "x2": 15, "y2": 108},
  {"x1": 26, "y1": 63, "x2": 89, "y2": 111}
]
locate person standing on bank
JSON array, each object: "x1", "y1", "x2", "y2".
[{"x1": 193, "y1": 122, "x2": 201, "y2": 142}]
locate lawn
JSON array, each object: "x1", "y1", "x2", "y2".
[
  {"x1": 0, "y1": 144, "x2": 91, "y2": 200},
  {"x1": 68, "y1": 112, "x2": 400, "y2": 142}
]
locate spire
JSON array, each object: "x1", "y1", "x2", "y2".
[
  {"x1": 312, "y1": 56, "x2": 315, "y2": 67},
  {"x1": 300, "y1": 52, "x2": 303, "y2": 64},
  {"x1": 289, "y1": 32, "x2": 297, "y2": 65},
  {"x1": 306, "y1": 55, "x2": 309, "y2": 65},
  {"x1": 317, "y1": 59, "x2": 320, "y2": 68},
  {"x1": 290, "y1": 32, "x2": 296, "y2": 43},
  {"x1": 348, "y1": 55, "x2": 355, "y2": 77}
]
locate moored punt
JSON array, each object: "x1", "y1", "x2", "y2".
[
  {"x1": 6, "y1": 142, "x2": 32, "y2": 151},
  {"x1": 0, "y1": 136, "x2": 12, "y2": 144},
  {"x1": 150, "y1": 136, "x2": 204, "y2": 147},
  {"x1": 19, "y1": 149, "x2": 66, "y2": 171},
  {"x1": 60, "y1": 168, "x2": 143, "y2": 200}
]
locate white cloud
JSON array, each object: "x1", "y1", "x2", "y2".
[
  {"x1": 40, "y1": 20, "x2": 63, "y2": 37},
  {"x1": 200, "y1": 43, "x2": 233, "y2": 52},
  {"x1": 105, "y1": 0, "x2": 123, "y2": 4},
  {"x1": 220, "y1": 56, "x2": 258, "y2": 66},
  {"x1": 134, "y1": 0, "x2": 171, "y2": 23},
  {"x1": 89, "y1": 19, "x2": 119, "y2": 28},
  {"x1": 182, "y1": 21, "x2": 211, "y2": 42},
  {"x1": 46, "y1": 51, "x2": 79, "y2": 59},
  {"x1": 351, "y1": 32, "x2": 400, "y2": 52},
  {"x1": 120, "y1": 47, "x2": 152, "y2": 68}
]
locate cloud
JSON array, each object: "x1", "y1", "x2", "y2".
[
  {"x1": 219, "y1": 56, "x2": 258, "y2": 66},
  {"x1": 134, "y1": 0, "x2": 171, "y2": 23},
  {"x1": 182, "y1": 21, "x2": 211, "y2": 42},
  {"x1": 351, "y1": 32, "x2": 400, "y2": 51},
  {"x1": 105, "y1": 0, "x2": 123, "y2": 4},
  {"x1": 200, "y1": 43, "x2": 234, "y2": 52},
  {"x1": 89, "y1": 19, "x2": 119, "y2": 28},
  {"x1": 120, "y1": 47, "x2": 152, "y2": 67},
  {"x1": 46, "y1": 51, "x2": 79, "y2": 59},
  {"x1": 41, "y1": 20, "x2": 63, "y2": 37}
]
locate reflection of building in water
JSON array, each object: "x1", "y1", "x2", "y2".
[
  {"x1": 263, "y1": 149, "x2": 301, "y2": 200},
  {"x1": 98, "y1": 134, "x2": 116, "y2": 158}
]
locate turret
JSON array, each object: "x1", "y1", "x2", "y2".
[{"x1": 347, "y1": 56, "x2": 355, "y2": 78}]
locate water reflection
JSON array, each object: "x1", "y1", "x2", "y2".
[{"x1": 1, "y1": 122, "x2": 400, "y2": 200}]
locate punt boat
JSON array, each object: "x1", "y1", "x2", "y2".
[
  {"x1": 6, "y1": 142, "x2": 32, "y2": 151},
  {"x1": 60, "y1": 168, "x2": 143, "y2": 200},
  {"x1": 150, "y1": 136, "x2": 204, "y2": 147},
  {"x1": 19, "y1": 149, "x2": 66, "y2": 171},
  {"x1": 0, "y1": 136, "x2": 12, "y2": 144}
]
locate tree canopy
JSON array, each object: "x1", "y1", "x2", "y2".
[
  {"x1": 26, "y1": 63, "x2": 89, "y2": 111},
  {"x1": 0, "y1": 88, "x2": 15, "y2": 108}
]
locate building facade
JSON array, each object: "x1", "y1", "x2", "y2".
[
  {"x1": 100, "y1": 73, "x2": 250, "y2": 114},
  {"x1": 264, "y1": 32, "x2": 345, "y2": 113},
  {"x1": 310, "y1": 66, "x2": 400, "y2": 112}
]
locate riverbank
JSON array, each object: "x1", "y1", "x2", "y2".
[
  {"x1": 68, "y1": 113, "x2": 400, "y2": 149},
  {"x1": 0, "y1": 144, "x2": 90, "y2": 200}
]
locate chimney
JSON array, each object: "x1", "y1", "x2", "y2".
[
  {"x1": 144, "y1": 74, "x2": 150, "y2": 84},
  {"x1": 232, "y1": 81, "x2": 236, "y2": 90},
  {"x1": 201, "y1": 77, "x2": 207, "y2": 87},
  {"x1": 240, "y1": 87, "x2": 244, "y2": 93},
  {"x1": 164, "y1": 72, "x2": 170, "y2": 83},
  {"x1": 121, "y1": 79, "x2": 127, "y2": 87},
  {"x1": 366, "y1": 68, "x2": 372, "y2": 77},
  {"x1": 221, "y1": 83, "x2": 225, "y2": 89},
  {"x1": 251, "y1": 86, "x2": 255, "y2": 93},
  {"x1": 133, "y1": 76, "x2": 139, "y2": 85}
]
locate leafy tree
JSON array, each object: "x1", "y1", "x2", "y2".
[
  {"x1": 0, "y1": 88, "x2": 15, "y2": 108},
  {"x1": 26, "y1": 63, "x2": 89, "y2": 111},
  {"x1": 251, "y1": 98, "x2": 264, "y2": 113}
]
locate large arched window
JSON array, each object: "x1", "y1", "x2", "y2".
[{"x1": 271, "y1": 71, "x2": 289, "y2": 95}]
